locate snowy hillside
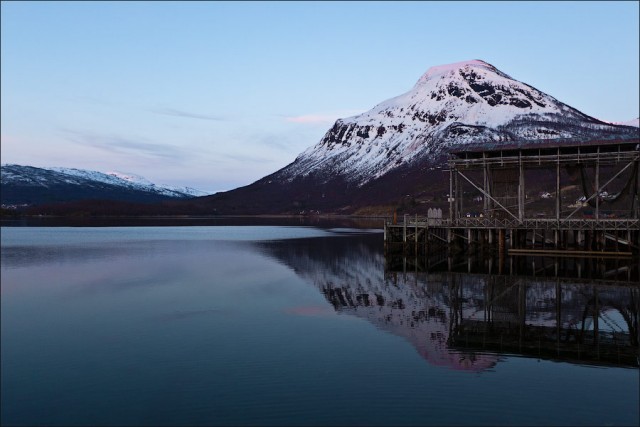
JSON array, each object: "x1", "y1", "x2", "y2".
[
  {"x1": 1, "y1": 164, "x2": 208, "y2": 206},
  {"x1": 2, "y1": 165, "x2": 207, "y2": 198},
  {"x1": 280, "y1": 60, "x2": 638, "y2": 186},
  {"x1": 47, "y1": 167, "x2": 208, "y2": 197}
]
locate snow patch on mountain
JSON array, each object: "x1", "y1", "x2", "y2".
[{"x1": 104, "y1": 171, "x2": 208, "y2": 197}]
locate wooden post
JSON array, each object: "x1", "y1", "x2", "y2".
[
  {"x1": 383, "y1": 221, "x2": 387, "y2": 254},
  {"x1": 532, "y1": 229, "x2": 536, "y2": 248},
  {"x1": 449, "y1": 167, "x2": 454, "y2": 223},
  {"x1": 556, "y1": 281, "x2": 561, "y2": 354},
  {"x1": 518, "y1": 151, "x2": 524, "y2": 222},
  {"x1": 556, "y1": 148, "x2": 560, "y2": 222},
  {"x1": 577, "y1": 259, "x2": 582, "y2": 278},
  {"x1": 594, "y1": 287, "x2": 599, "y2": 352},
  {"x1": 425, "y1": 213, "x2": 429, "y2": 255},
  {"x1": 415, "y1": 213, "x2": 418, "y2": 255},
  {"x1": 458, "y1": 172, "x2": 463, "y2": 218},
  {"x1": 519, "y1": 280, "x2": 525, "y2": 350},
  {"x1": 483, "y1": 153, "x2": 489, "y2": 215},
  {"x1": 635, "y1": 160, "x2": 639, "y2": 219},
  {"x1": 595, "y1": 147, "x2": 600, "y2": 221},
  {"x1": 403, "y1": 214, "x2": 407, "y2": 252}
]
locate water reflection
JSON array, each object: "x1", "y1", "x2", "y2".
[
  {"x1": 258, "y1": 236, "x2": 639, "y2": 370},
  {"x1": 3, "y1": 226, "x2": 637, "y2": 426}
]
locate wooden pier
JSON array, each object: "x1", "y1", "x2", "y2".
[{"x1": 385, "y1": 137, "x2": 640, "y2": 256}]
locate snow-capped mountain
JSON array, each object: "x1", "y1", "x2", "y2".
[
  {"x1": 46, "y1": 167, "x2": 208, "y2": 198},
  {"x1": 1, "y1": 164, "x2": 208, "y2": 207},
  {"x1": 195, "y1": 59, "x2": 637, "y2": 214},
  {"x1": 280, "y1": 60, "x2": 638, "y2": 186}
]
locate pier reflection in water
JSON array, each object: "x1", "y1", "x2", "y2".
[
  {"x1": 260, "y1": 236, "x2": 639, "y2": 371},
  {"x1": 388, "y1": 256, "x2": 639, "y2": 369}
]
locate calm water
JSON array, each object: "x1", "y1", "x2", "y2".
[{"x1": 1, "y1": 222, "x2": 638, "y2": 426}]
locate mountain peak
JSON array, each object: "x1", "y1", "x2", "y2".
[
  {"x1": 415, "y1": 59, "x2": 504, "y2": 86},
  {"x1": 282, "y1": 60, "x2": 638, "y2": 187}
]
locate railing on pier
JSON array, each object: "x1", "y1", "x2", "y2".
[{"x1": 387, "y1": 216, "x2": 639, "y2": 231}]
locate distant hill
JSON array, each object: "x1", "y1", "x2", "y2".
[{"x1": 1, "y1": 164, "x2": 208, "y2": 208}]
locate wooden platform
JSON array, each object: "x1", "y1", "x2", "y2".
[
  {"x1": 385, "y1": 137, "x2": 640, "y2": 256},
  {"x1": 384, "y1": 216, "x2": 639, "y2": 256}
]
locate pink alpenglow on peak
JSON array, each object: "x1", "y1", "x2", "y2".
[{"x1": 414, "y1": 59, "x2": 505, "y2": 85}]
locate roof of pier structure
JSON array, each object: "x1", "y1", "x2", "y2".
[{"x1": 448, "y1": 136, "x2": 640, "y2": 167}]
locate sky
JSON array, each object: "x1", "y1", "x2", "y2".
[{"x1": 1, "y1": 1, "x2": 638, "y2": 193}]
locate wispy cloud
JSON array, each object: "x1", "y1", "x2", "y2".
[
  {"x1": 151, "y1": 107, "x2": 226, "y2": 122},
  {"x1": 282, "y1": 109, "x2": 364, "y2": 125},
  {"x1": 253, "y1": 134, "x2": 293, "y2": 152},
  {"x1": 222, "y1": 152, "x2": 274, "y2": 163},
  {"x1": 61, "y1": 128, "x2": 188, "y2": 161}
]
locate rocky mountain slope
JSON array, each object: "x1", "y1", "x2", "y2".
[
  {"x1": 1, "y1": 164, "x2": 207, "y2": 207},
  {"x1": 195, "y1": 60, "x2": 638, "y2": 215}
]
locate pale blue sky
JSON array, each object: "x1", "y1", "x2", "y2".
[{"x1": 2, "y1": 1, "x2": 638, "y2": 192}]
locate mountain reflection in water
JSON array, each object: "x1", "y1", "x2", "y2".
[{"x1": 257, "y1": 235, "x2": 639, "y2": 371}]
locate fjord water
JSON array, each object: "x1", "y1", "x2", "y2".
[{"x1": 1, "y1": 223, "x2": 638, "y2": 426}]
